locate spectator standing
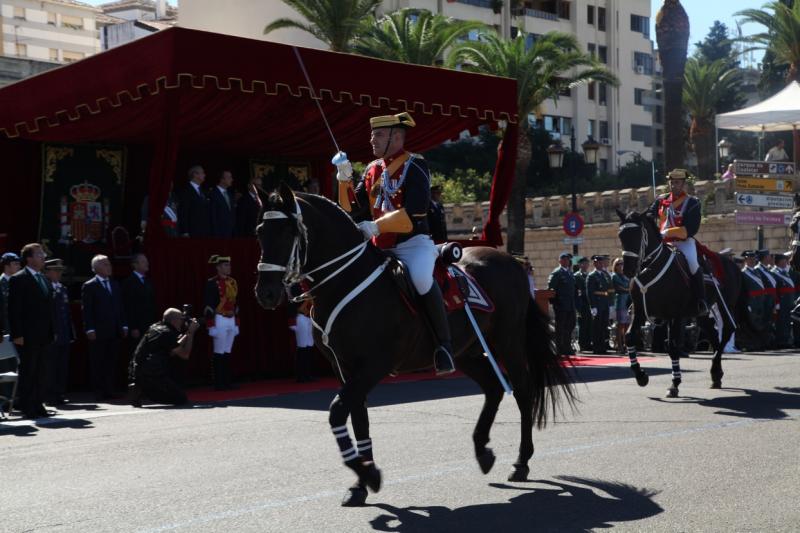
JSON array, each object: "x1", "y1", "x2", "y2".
[
  {"x1": 547, "y1": 252, "x2": 576, "y2": 356},
  {"x1": 122, "y1": 254, "x2": 157, "y2": 357},
  {"x1": 586, "y1": 255, "x2": 611, "y2": 355},
  {"x1": 573, "y1": 256, "x2": 593, "y2": 352},
  {"x1": 204, "y1": 255, "x2": 239, "y2": 390},
  {"x1": 721, "y1": 163, "x2": 736, "y2": 181},
  {"x1": 82, "y1": 255, "x2": 128, "y2": 401},
  {"x1": 209, "y1": 170, "x2": 236, "y2": 238},
  {"x1": 427, "y1": 185, "x2": 448, "y2": 243},
  {"x1": 611, "y1": 258, "x2": 631, "y2": 354},
  {"x1": 177, "y1": 165, "x2": 211, "y2": 238},
  {"x1": 765, "y1": 139, "x2": 789, "y2": 162},
  {"x1": 290, "y1": 300, "x2": 316, "y2": 383},
  {"x1": 8, "y1": 243, "x2": 54, "y2": 418},
  {"x1": 0, "y1": 252, "x2": 21, "y2": 405},
  {"x1": 43, "y1": 259, "x2": 73, "y2": 406},
  {"x1": 235, "y1": 174, "x2": 263, "y2": 237}
]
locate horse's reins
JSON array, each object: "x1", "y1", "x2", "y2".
[
  {"x1": 618, "y1": 222, "x2": 673, "y2": 320},
  {"x1": 256, "y1": 198, "x2": 390, "y2": 382}
]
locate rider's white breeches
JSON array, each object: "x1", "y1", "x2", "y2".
[
  {"x1": 675, "y1": 238, "x2": 699, "y2": 274},
  {"x1": 391, "y1": 234, "x2": 438, "y2": 295}
]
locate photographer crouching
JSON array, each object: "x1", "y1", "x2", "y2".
[{"x1": 128, "y1": 307, "x2": 199, "y2": 407}]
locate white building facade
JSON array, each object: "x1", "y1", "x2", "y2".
[
  {"x1": 178, "y1": 0, "x2": 657, "y2": 171},
  {"x1": 0, "y1": 0, "x2": 100, "y2": 63}
]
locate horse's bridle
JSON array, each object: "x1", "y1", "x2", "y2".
[
  {"x1": 256, "y1": 198, "x2": 370, "y2": 302},
  {"x1": 618, "y1": 221, "x2": 664, "y2": 274}
]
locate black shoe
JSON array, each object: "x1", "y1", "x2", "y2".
[
  {"x1": 434, "y1": 345, "x2": 456, "y2": 376},
  {"x1": 128, "y1": 384, "x2": 143, "y2": 408}
]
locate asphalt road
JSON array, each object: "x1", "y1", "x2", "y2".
[{"x1": 2, "y1": 350, "x2": 799, "y2": 533}]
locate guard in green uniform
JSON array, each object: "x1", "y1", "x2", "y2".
[
  {"x1": 586, "y1": 255, "x2": 611, "y2": 355},
  {"x1": 547, "y1": 252, "x2": 576, "y2": 356},
  {"x1": 573, "y1": 256, "x2": 593, "y2": 352}
]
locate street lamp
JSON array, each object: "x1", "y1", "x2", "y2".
[
  {"x1": 717, "y1": 138, "x2": 732, "y2": 160},
  {"x1": 582, "y1": 138, "x2": 600, "y2": 166},
  {"x1": 546, "y1": 142, "x2": 565, "y2": 170}
]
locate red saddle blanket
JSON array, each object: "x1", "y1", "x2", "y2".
[
  {"x1": 433, "y1": 261, "x2": 495, "y2": 314},
  {"x1": 696, "y1": 241, "x2": 725, "y2": 283}
]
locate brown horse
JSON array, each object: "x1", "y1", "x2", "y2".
[{"x1": 254, "y1": 184, "x2": 576, "y2": 506}]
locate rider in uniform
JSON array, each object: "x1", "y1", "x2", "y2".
[
  {"x1": 573, "y1": 256, "x2": 593, "y2": 352},
  {"x1": 547, "y1": 252, "x2": 576, "y2": 356},
  {"x1": 334, "y1": 112, "x2": 455, "y2": 375},
  {"x1": 204, "y1": 255, "x2": 240, "y2": 389},
  {"x1": 586, "y1": 255, "x2": 611, "y2": 355},
  {"x1": 646, "y1": 169, "x2": 707, "y2": 316}
]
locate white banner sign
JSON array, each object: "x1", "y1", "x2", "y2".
[{"x1": 735, "y1": 193, "x2": 794, "y2": 209}]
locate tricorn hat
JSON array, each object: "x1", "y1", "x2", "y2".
[{"x1": 370, "y1": 112, "x2": 416, "y2": 130}]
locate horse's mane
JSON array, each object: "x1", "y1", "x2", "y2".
[{"x1": 296, "y1": 192, "x2": 360, "y2": 230}]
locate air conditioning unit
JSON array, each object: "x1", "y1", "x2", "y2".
[
  {"x1": 600, "y1": 137, "x2": 611, "y2": 145},
  {"x1": 635, "y1": 65, "x2": 645, "y2": 74}
]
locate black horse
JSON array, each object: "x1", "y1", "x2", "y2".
[
  {"x1": 616, "y1": 209, "x2": 742, "y2": 398},
  {"x1": 254, "y1": 184, "x2": 576, "y2": 506}
]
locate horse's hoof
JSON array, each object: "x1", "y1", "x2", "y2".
[
  {"x1": 710, "y1": 381, "x2": 722, "y2": 389},
  {"x1": 477, "y1": 448, "x2": 496, "y2": 474},
  {"x1": 341, "y1": 486, "x2": 368, "y2": 507},
  {"x1": 507, "y1": 464, "x2": 529, "y2": 482},
  {"x1": 635, "y1": 371, "x2": 649, "y2": 387},
  {"x1": 666, "y1": 387, "x2": 679, "y2": 398},
  {"x1": 360, "y1": 461, "x2": 382, "y2": 493}
]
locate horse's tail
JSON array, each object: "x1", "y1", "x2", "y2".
[{"x1": 526, "y1": 296, "x2": 577, "y2": 429}]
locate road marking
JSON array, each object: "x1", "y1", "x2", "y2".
[{"x1": 135, "y1": 415, "x2": 793, "y2": 533}]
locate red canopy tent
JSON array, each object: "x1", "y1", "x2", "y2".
[{"x1": 0, "y1": 27, "x2": 518, "y2": 381}]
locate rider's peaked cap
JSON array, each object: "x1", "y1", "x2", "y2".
[
  {"x1": 756, "y1": 249, "x2": 771, "y2": 259},
  {"x1": 666, "y1": 168, "x2": 691, "y2": 180},
  {"x1": 559, "y1": 252, "x2": 573, "y2": 259},
  {"x1": 370, "y1": 112, "x2": 416, "y2": 130},
  {"x1": 741, "y1": 250, "x2": 757, "y2": 258}
]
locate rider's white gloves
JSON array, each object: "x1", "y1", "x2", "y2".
[
  {"x1": 590, "y1": 307, "x2": 598, "y2": 317},
  {"x1": 332, "y1": 152, "x2": 353, "y2": 182},
  {"x1": 357, "y1": 220, "x2": 380, "y2": 240}
]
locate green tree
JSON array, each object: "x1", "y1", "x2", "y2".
[
  {"x1": 430, "y1": 169, "x2": 493, "y2": 203},
  {"x1": 683, "y1": 58, "x2": 741, "y2": 179},
  {"x1": 736, "y1": 0, "x2": 800, "y2": 83},
  {"x1": 447, "y1": 31, "x2": 617, "y2": 254},
  {"x1": 352, "y1": 8, "x2": 486, "y2": 66},
  {"x1": 263, "y1": 0, "x2": 382, "y2": 52},
  {"x1": 693, "y1": 21, "x2": 746, "y2": 113},
  {"x1": 656, "y1": 0, "x2": 691, "y2": 171}
]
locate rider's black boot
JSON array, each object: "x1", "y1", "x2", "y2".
[
  {"x1": 691, "y1": 270, "x2": 709, "y2": 316},
  {"x1": 421, "y1": 284, "x2": 456, "y2": 376}
]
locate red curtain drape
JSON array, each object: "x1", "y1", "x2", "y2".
[
  {"x1": 146, "y1": 93, "x2": 180, "y2": 243},
  {"x1": 482, "y1": 123, "x2": 519, "y2": 246}
]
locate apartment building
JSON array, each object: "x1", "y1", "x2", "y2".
[
  {"x1": 98, "y1": 0, "x2": 177, "y2": 50},
  {"x1": 179, "y1": 0, "x2": 657, "y2": 171},
  {"x1": 0, "y1": 0, "x2": 100, "y2": 63}
]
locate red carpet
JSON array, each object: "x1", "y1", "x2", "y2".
[{"x1": 187, "y1": 354, "x2": 652, "y2": 403}]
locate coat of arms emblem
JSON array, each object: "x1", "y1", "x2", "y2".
[{"x1": 59, "y1": 182, "x2": 109, "y2": 244}]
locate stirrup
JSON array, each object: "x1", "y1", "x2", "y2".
[{"x1": 434, "y1": 346, "x2": 455, "y2": 376}]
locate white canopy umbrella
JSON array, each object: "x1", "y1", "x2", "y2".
[{"x1": 716, "y1": 81, "x2": 800, "y2": 132}]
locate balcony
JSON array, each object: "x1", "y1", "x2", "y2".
[
  {"x1": 526, "y1": 8, "x2": 558, "y2": 20},
  {"x1": 456, "y1": 0, "x2": 494, "y2": 7}
]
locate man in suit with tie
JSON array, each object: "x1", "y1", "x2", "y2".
[
  {"x1": 44, "y1": 258, "x2": 73, "y2": 406},
  {"x1": 177, "y1": 165, "x2": 211, "y2": 238},
  {"x1": 122, "y1": 253, "x2": 157, "y2": 367},
  {"x1": 235, "y1": 174, "x2": 263, "y2": 237},
  {"x1": 209, "y1": 170, "x2": 236, "y2": 238},
  {"x1": 82, "y1": 254, "x2": 128, "y2": 401},
  {"x1": 8, "y1": 243, "x2": 54, "y2": 418}
]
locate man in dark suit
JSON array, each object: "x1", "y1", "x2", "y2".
[
  {"x1": 235, "y1": 174, "x2": 263, "y2": 237},
  {"x1": 122, "y1": 253, "x2": 157, "y2": 363},
  {"x1": 44, "y1": 258, "x2": 73, "y2": 406},
  {"x1": 0, "y1": 252, "x2": 22, "y2": 406},
  {"x1": 177, "y1": 165, "x2": 211, "y2": 238},
  {"x1": 82, "y1": 254, "x2": 128, "y2": 401},
  {"x1": 209, "y1": 170, "x2": 236, "y2": 238},
  {"x1": 547, "y1": 252, "x2": 577, "y2": 356},
  {"x1": 8, "y1": 243, "x2": 54, "y2": 418}
]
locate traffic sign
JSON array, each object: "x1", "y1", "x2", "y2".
[
  {"x1": 562, "y1": 212, "x2": 584, "y2": 237},
  {"x1": 735, "y1": 211, "x2": 793, "y2": 226},
  {"x1": 735, "y1": 193, "x2": 795, "y2": 209},
  {"x1": 735, "y1": 177, "x2": 794, "y2": 193},
  {"x1": 734, "y1": 159, "x2": 796, "y2": 176},
  {"x1": 563, "y1": 236, "x2": 584, "y2": 245}
]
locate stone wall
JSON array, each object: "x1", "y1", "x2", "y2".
[{"x1": 444, "y1": 179, "x2": 796, "y2": 289}]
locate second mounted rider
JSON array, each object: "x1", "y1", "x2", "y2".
[
  {"x1": 646, "y1": 168, "x2": 708, "y2": 315},
  {"x1": 333, "y1": 112, "x2": 455, "y2": 375}
]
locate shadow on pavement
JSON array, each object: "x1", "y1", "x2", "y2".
[
  {"x1": 368, "y1": 476, "x2": 663, "y2": 533},
  {"x1": 661, "y1": 386, "x2": 800, "y2": 420}
]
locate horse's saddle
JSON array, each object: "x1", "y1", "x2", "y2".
[{"x1": 387, "y1": 242, "x2": 494, "y2": 314}]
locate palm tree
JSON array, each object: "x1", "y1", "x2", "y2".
[
  {"x1": 683, "y1": 58, "x2": 741, "y2": 179},
  {"x1": 352, "y1": 8, "x2": 486, "y2": 66},
  {"x1": 264, "y1": 0, "x2": 382, "y2": 52},
  {"x1": 656, "y1": 0, "x2": 690, "y2": 171},
  {"x1": 447, "y1": 31, "x2": 618, "y2": 254},
  {"x1": 736, "y1": 0, "x2": 800, "y2": 83}
]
